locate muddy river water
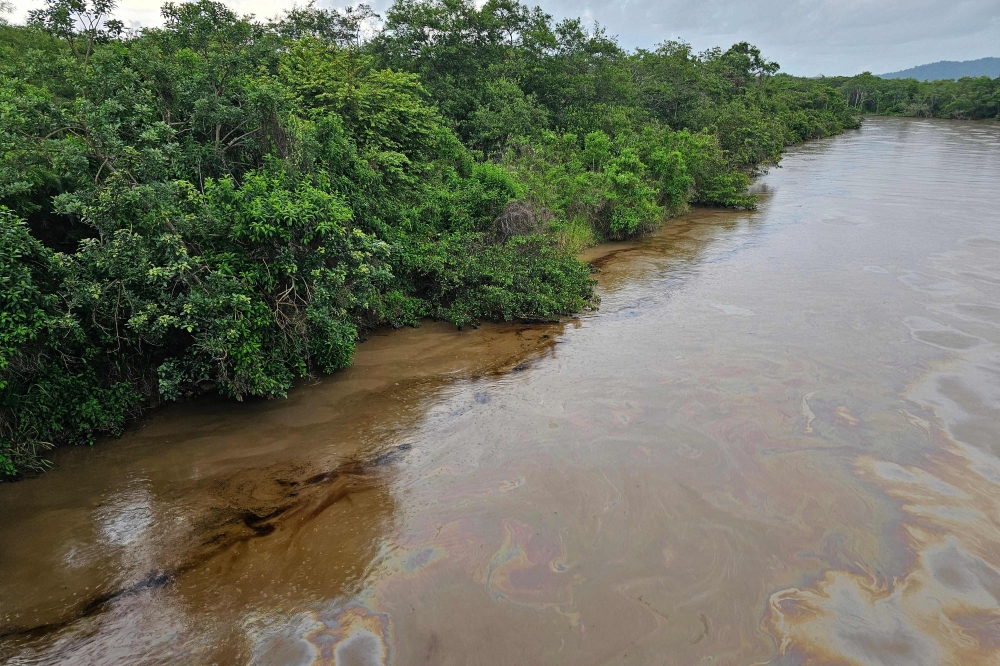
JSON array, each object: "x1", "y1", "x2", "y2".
[{"x1": 3, "y1": 117, "x2": 1000, "y2": 665}]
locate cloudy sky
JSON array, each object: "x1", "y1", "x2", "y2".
[{"x1": 7, "y1": 0, "x2": 1000, "y2": 76}]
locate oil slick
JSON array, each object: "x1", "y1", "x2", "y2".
[
  {"x1": 484, "y1": 518, "x2": 573, "y2": 609},
  {"x1": 305, "y1": 604, "x2": 392, "y2": 666},
  {"x1": 251, "y1": 603, "x2": 391, "y2": 666},
  {"x1": 2, "y1": 118, "x2": 1000, "y2": 665}
]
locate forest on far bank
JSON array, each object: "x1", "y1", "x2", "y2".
[
  {"x1": 0, "y1": 0, "x2": 864, "y2": 476},
  {"x1": 832, "y1": 71, "x2": 1000, "y2": 119}
]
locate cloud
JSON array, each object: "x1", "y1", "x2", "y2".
[
  {"x1": 9, "y1": 0, "x2": 999, "y2": 75},
  {"x1": 535, "y1": 0, "x2": 1000, "y2": 75}
]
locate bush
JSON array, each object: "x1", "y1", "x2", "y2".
[{"x1": 0, "y1": 0, "x2": 857, "y2": 476}]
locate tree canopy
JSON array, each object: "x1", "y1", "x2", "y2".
[
  {"x1": 0, "y1": 0, "x2": 859, "y2": 476},
  {"x1": 831, "y1": 71, "x2": 1000, "y2": 119}
]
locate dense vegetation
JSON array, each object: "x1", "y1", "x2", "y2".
[
  {"x1": 832, "y1": 72, "x2": 1000, "y2": 119},
  {"x1": 0, "y1": 0, "x2": 858, "y2": 476}
]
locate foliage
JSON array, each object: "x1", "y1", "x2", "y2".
[
  {"x1": 830, "y1": 71, "x2": 1000, "y2": 119},
  {"x1": 0, "y1": 0, "x2": 857, "y2": 476}
]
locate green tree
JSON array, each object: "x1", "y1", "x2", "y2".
[{"x1": 0, "y1": 0, "x2": 859, "y2": 475}]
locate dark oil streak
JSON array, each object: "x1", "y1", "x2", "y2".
[{"x1": 0, "y1": 443, "x2": 413, "y2": 641}]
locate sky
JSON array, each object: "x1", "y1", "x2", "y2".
[{"x1": 6, "y1": 0, "x2": 1000, "y2": 76}]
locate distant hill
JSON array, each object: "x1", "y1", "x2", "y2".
[{"x1": 879, "y1": 58, "x2": 1000, "y2": 81}]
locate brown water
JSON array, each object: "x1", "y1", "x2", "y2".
[{"x1": 3, "y1": 117, "x2": 1000, "y2": 665}]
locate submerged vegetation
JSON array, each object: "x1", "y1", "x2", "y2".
[
  {"x1": 833, "y1": 72, "x2": 1000, "y2": 119},
  {"x1": 0, "y1": 0, "x2": 858, "y2": 476}
]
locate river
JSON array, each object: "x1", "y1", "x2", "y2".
[{"x1": 2, "y1": 117, "x2": 1000, "y2": 665}]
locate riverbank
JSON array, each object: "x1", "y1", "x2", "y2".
[
  {"x1": 0, "y1": 208, "x2": 743, "y2": 643},
  {"x1": 3, "y1": 117, "x2": 998, "y2": 663},
  {"x1": 3, "y1": 117, "x2": 1000, "y2": 664},
  {"x1": 830, "y1": 71, "x2": 1000, "y2": 119},
  {"x1": 0, "y1": 1, "x2": 860, "y2": 476}
]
